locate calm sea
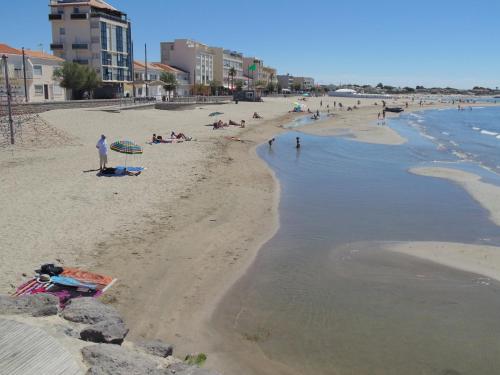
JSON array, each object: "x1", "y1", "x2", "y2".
[{"x1": 214, "y1": 106, "x2": 500, "y2": 375}]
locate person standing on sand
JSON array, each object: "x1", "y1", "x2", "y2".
[{"x1": 96, "y1": 134, "x2": 108, "y2": 171}]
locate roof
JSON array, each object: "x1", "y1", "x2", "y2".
[
  {"x1": 50, "y1": 0, "x2": 117, "y2": 11},
  {"x1": 0, "y1": 43, "x2": 22, "y2": 55},
  {"x1": 0, "y1": 43, "x2": 64, "y2": 62},
  {"x1": 151, "y1": 62, "x2": 188, "y2": 74},
  {"x1": 133, "y1": 60, "x2": 158, "y2": 71}
]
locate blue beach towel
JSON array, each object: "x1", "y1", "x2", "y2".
[{"x1": 115, "y1": 166, "x2": 144, "y2": 172}]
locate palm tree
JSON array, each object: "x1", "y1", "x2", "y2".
[
  {"x1": 160, "y1": 72, "x2": 178, "y2": 100},
  {"x1": 228, "y1": 67, "x2": 237, "y2": 92}
]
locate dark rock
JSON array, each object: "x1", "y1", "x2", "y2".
[
  {"x1": 80, "y1": 320, "x2": 129, "y2": 345},
  {"x1": 0, "y1": 293, "x2": 59, "y2": 316},
  {"x1": 135, "y1": 340, "x2": 174, "y2": 358},
  {"x1": 168, "y1": 363, "x2": 221, "y2": 375},
  {"x1": 31, "y1": 304, "x2": 58, "y2": 317},
  {"x1": 82, "y1": 344, "x2": 169, "y2": 375},
  {"x1": 61, "y1": 297, "x2": 121, "y2": 324}
]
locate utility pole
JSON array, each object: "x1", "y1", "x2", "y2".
[
  {"x1": 2, "y1": 55, "x2": 15, "y2": 145},
  {"x1": 144, "y1": 43, "x2": 148, "y2": 98},
  {"x1": 22, "y1": 47, "x2": 28, "y2": 103}
]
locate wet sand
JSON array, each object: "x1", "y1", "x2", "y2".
[{"x1": 3, "y1": 96, "x2": 500, "y2": 374}]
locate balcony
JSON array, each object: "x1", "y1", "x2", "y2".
[
  {"x1": 50, "y1": 43, "x2": 64, "y2": 50},
  {"x1": 72, "y1": 43, "x2": 88, "y2": 50},
  {"x1": 70, "y1": 13, "x2": 88, "y2": 19},
  {"x1": 90, "y1": 10, "x2": 128, "y2": 24},
  {"x1": 49, "y1": 14, "x2": 62, "y2": 20}
]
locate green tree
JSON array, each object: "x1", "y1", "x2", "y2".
[
  {"x1": 228, "y1": 67, "x2": 237, "y2": 92},
  {"x1": 266, "y1": 82, "x2": 276, "y2": 93},
  {"x1": 235, "y1": 79, "x2": 244, "y2": 92},
  {"x1": 209, "y1": 80, "x2": 222, "y2": 95},
  {"x1": 376, "y1": 82, "x2": 384, "y2": 89},
  {"x1": 292, "y1": 83, "x2": 302, "y2": 92},
  {"x1": 160, "y1": 72, "x2": 178, "y2": 99},
  {"x1": 53, "y1": 62, "x2": 101, "y2": 100}
]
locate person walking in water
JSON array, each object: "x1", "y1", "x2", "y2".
[
  {"x1": 296, "y1": 137, "x2": 301, "y2": 149},
  {"x1": 96, "y1": 134, "x2": 108, "y2": 171},
  {"x1": 268, "y1": 138, "x2": 275, "y2": 147}
]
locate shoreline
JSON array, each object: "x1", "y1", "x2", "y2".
[{"x1": 3, "y1": 96, "x2": 500, "y2": 374}]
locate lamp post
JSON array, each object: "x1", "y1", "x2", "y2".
[
  {"x1": 2, "y1": 55, "x2": 15, "y2": 144},
  {"x1": 22, "y1": 47, "x2": 28, "y2": 102},
  {"x1": 144, "y1": 43, "x2": 148, "y2": 98}
]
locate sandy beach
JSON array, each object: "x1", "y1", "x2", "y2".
[{"x1": 2, "y1": 95, "x2": 500, "y2": 373}]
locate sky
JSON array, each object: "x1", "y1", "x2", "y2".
[{"x1": 3, "y1": 0, "x2": 500, "y2": 89}]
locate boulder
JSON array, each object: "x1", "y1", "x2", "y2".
[
  {"x1": 61, "y1": 297, "x2": 121, "y2": 324},
  {"x1": 135, "y1": 339, "x2": 174, "y2": 358},
  {"x1": 82, "y1": 343, "x2": 169, "y2": 375},
  {"x1": 80, "y1": 319, "x2": 129, "y2": 345},
  {"x1": 0, "y1": 293, "x2": 59, "y2": 317},
  {"x1": 168, "y1": 363, "x2": 221, "y2": 375},
  {"x1": 62, "y1": 298, "x2": 128, "y2": 344}
]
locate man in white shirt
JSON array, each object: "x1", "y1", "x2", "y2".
[{"x1": 96, "y1": 134, "x2": 108, "y2": 171}]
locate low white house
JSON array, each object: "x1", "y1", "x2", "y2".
[
  {"x1": 0, "y1": 43, "x2": 66, "y2": 102},
  {"x1": 151, "y1": 63, "x2": 190, "y2": 97}
]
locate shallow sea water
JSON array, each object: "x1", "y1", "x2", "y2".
[{"x1": 214, "y1": 108, "x2": 500, "y2": 375}]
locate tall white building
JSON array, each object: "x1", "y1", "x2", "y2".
[
  {"x1": 48, "y1": 0, "x2": 133, "y2": 97},
  {"x1": 160, "y1": 39, "x2": 213, "y2": 86}
]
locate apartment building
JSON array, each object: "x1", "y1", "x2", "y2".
[
  {"x1": 262, "y1": 66, "x2": 277, "y2": 86},
  {"x1": 49, "y1": 0, "x2": 133, "y2": 97},
  {"x1": 0, "y1": 43, "x2": 66, "y2": 102},
  {"x1": 293, "y1": 76, "x2": 315, "y2": 91},
  {"x1": 243, "y1": 57, "x2": 264, "y2": 87},
  {"x1": 277, "y1": 74, "x2": 294, "y2": 91},
  {"x1": 210, "y1": 47, "x2": 244, "y2": 89},
  {"x1": 160, "y1": 39, "x2": 213, "y2": 86}
]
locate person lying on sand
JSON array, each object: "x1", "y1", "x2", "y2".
[
  {"x1": 213, "y1": 120, "x2": 228, "y2": 130},
  {"x1": 152, "y1": 134, "x2": 166, "y2": 143},
  {"x1": 253, "y1": 112, "x2": 262, "y2": 119},
  {"x1": 171, "y1": 131, "x2": 191, "y2": 140},
  {"x1": 229, "y1": 120, "x2": 239, "y2": 126},
  {"x1": 101, "y1": 167, "x2": 141, "y2": 176}
]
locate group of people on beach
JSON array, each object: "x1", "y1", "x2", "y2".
[
  {"x1": 152, "y1": 132, "x2": 191, "y2": 143},
  {"x1": 213, "y1": 119, "x2": 246, "y2": 129}
]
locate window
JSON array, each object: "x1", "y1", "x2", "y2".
[
  {"x1": 102, "y1": 67, "x2": 111, "y2": 80},
  {"x1": 100, "y1": 22, "x2": 107, "y2": 50},
  {"x1": 33, "y1": 65, "x2": 43, "y2": 75},
  {"x1": 53, "y1": 84, "x2": 62, "y2": 95},
  {"x1": 59, "y1": 27, "x2": 65, "y2": 35},
  {"x1": 116, "y1": 26, "x2": 123, "y2": 52},
  {"x1": 101, "y1": 52, "x2": 111, "y2": 66},
  {"x1": 117, "y1": 68, "x2": 124, "y2": 81},
  {"x1": 34, "y1": 85, "x2": 43, "y2": 95},
  {"x1": 73, "y1": 7, "x2": 79, "y2": 13}
]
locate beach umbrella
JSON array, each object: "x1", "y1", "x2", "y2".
[
  {"x1": 209, "y1": 111, "x2": 224, "y2": 117},
  {"x1": 110, "y1": 140, "x2": 143, "y2": 154},
  {"x1": 110, "y1": 140, "x2": 142, "y2": 168}
]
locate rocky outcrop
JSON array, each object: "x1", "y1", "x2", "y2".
[
  {"x1": 82, "y1": 344, "x2": 169, "y2": 375},
  {"x1": 0, "y1": 293, "x2": 59, "y2": 317},
  {"x1": 0, "y1": 294, "x2": 221, "y2": 374},
  {"x1": 135, "y1": 339, "x2": 174, "y2": 358},
  {"x1": 61, "y1": 297, "x2": 128, "y2": 344}
]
